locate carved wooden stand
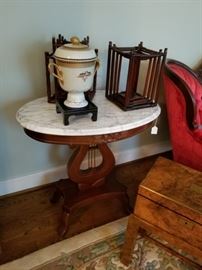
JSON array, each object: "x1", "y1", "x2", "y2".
[{"x1": 56, "y1": 99, "x2": 98, "y2": 126}]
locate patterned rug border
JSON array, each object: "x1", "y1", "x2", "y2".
[
  {"x1": 30, "y1": 230, "x2": 201, "y2": 270},
  {"x1": 31, "y1": 231, "x2": 126, "y2": 270}
]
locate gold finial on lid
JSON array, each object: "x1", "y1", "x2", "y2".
[{"x1": 70, "y1": 36, "x2": 80, "y2": 45}]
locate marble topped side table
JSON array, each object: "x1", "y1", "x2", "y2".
[{"x1": 16, "y1": 90, "x2": 161, "y2": 237}]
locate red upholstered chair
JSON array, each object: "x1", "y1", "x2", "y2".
[{"x1": 163, "y1": 59, "x2": 202, "y2": 171}]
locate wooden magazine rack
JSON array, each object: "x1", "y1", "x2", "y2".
[{"x1": 105, "y1": 41, "x2": 167, "y2": 110}]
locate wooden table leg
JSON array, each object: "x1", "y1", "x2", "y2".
[
  {"x1": 58, "y1": 209, "x2": 70, "y2": 239},
  {"x1": 120, "y1": 214, "x2": 140, "y2": 266}
]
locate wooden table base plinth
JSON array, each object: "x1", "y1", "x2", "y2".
[{"x1": 51, "y1": 177, "x2": 130, "y2": 238}]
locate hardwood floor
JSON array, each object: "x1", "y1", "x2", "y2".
[{"x1": 0, "y1": 152, "x2": 171, "y2": 265}]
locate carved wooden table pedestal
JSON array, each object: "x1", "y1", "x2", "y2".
[
  {"x1": 121, "y1": 157, "x2": 202, "y2": 268},
  {"x1": 16, "y1": 91, "x2": 160, "y2": 238}
]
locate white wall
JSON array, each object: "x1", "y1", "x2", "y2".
[{"x1": 0, "y1": 0, "x2": 201, "y2": 185}]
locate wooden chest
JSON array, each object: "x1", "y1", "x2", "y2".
[{"x1": 121, "y1": 157, "x2": 202, "y2": 267}]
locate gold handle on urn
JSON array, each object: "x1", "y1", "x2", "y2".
[
  {"x1": 48, "y1": 63, "x2": 64, "y2": 84},
  {"x1": 94, "y1": 59, "x2": 100, "y2": 75}
]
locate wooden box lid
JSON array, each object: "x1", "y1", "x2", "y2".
[{"x1": 138, "y1": 157, "x2": 202, "y2": 224}]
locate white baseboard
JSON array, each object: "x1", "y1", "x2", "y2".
[{"x1": 0, "y1": 140, "x2": 171, "y2": 196}]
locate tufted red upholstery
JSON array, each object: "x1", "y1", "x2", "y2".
[
  {"x1": 163, "y1": 59, "x2": 202, "y2": 171},
  {"x1": 168, "y1": 63, "x2": 202, "y2": 126}
]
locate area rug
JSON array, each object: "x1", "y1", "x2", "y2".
[{"x1": 31, "y1": 232, "x2": 199, "y2": 270}]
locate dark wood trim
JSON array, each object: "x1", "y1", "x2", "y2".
[{"x1": 24, "y1": 122, "x2": 154, "y2": 145}]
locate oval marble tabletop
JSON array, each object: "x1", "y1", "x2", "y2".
[{"x1": 16, "y1": 90, "x2": 161, "y2": 136}]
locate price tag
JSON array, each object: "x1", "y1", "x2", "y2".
[{"x1": 151, "y1": 126, "x2": 158, "y2": 135}]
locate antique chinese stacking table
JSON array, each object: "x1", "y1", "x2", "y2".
[{"x1": 16, "y1": 90, "x2": 160, "y2": 237}]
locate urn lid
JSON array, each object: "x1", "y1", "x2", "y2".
[{"x1": 54, "y1": 36, "x2": 97, "y2": 62}]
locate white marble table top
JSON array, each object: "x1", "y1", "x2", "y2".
[{"x1": 16, "y1": 90, "x2": 161, "y2": 136}]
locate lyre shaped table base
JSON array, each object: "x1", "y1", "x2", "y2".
[
  {"x1": 51, "y1": 143, "x2": 130, "y2": 238},
  {"x1": 68, "y1": 143, "x2": 115, "y2": 190}
]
